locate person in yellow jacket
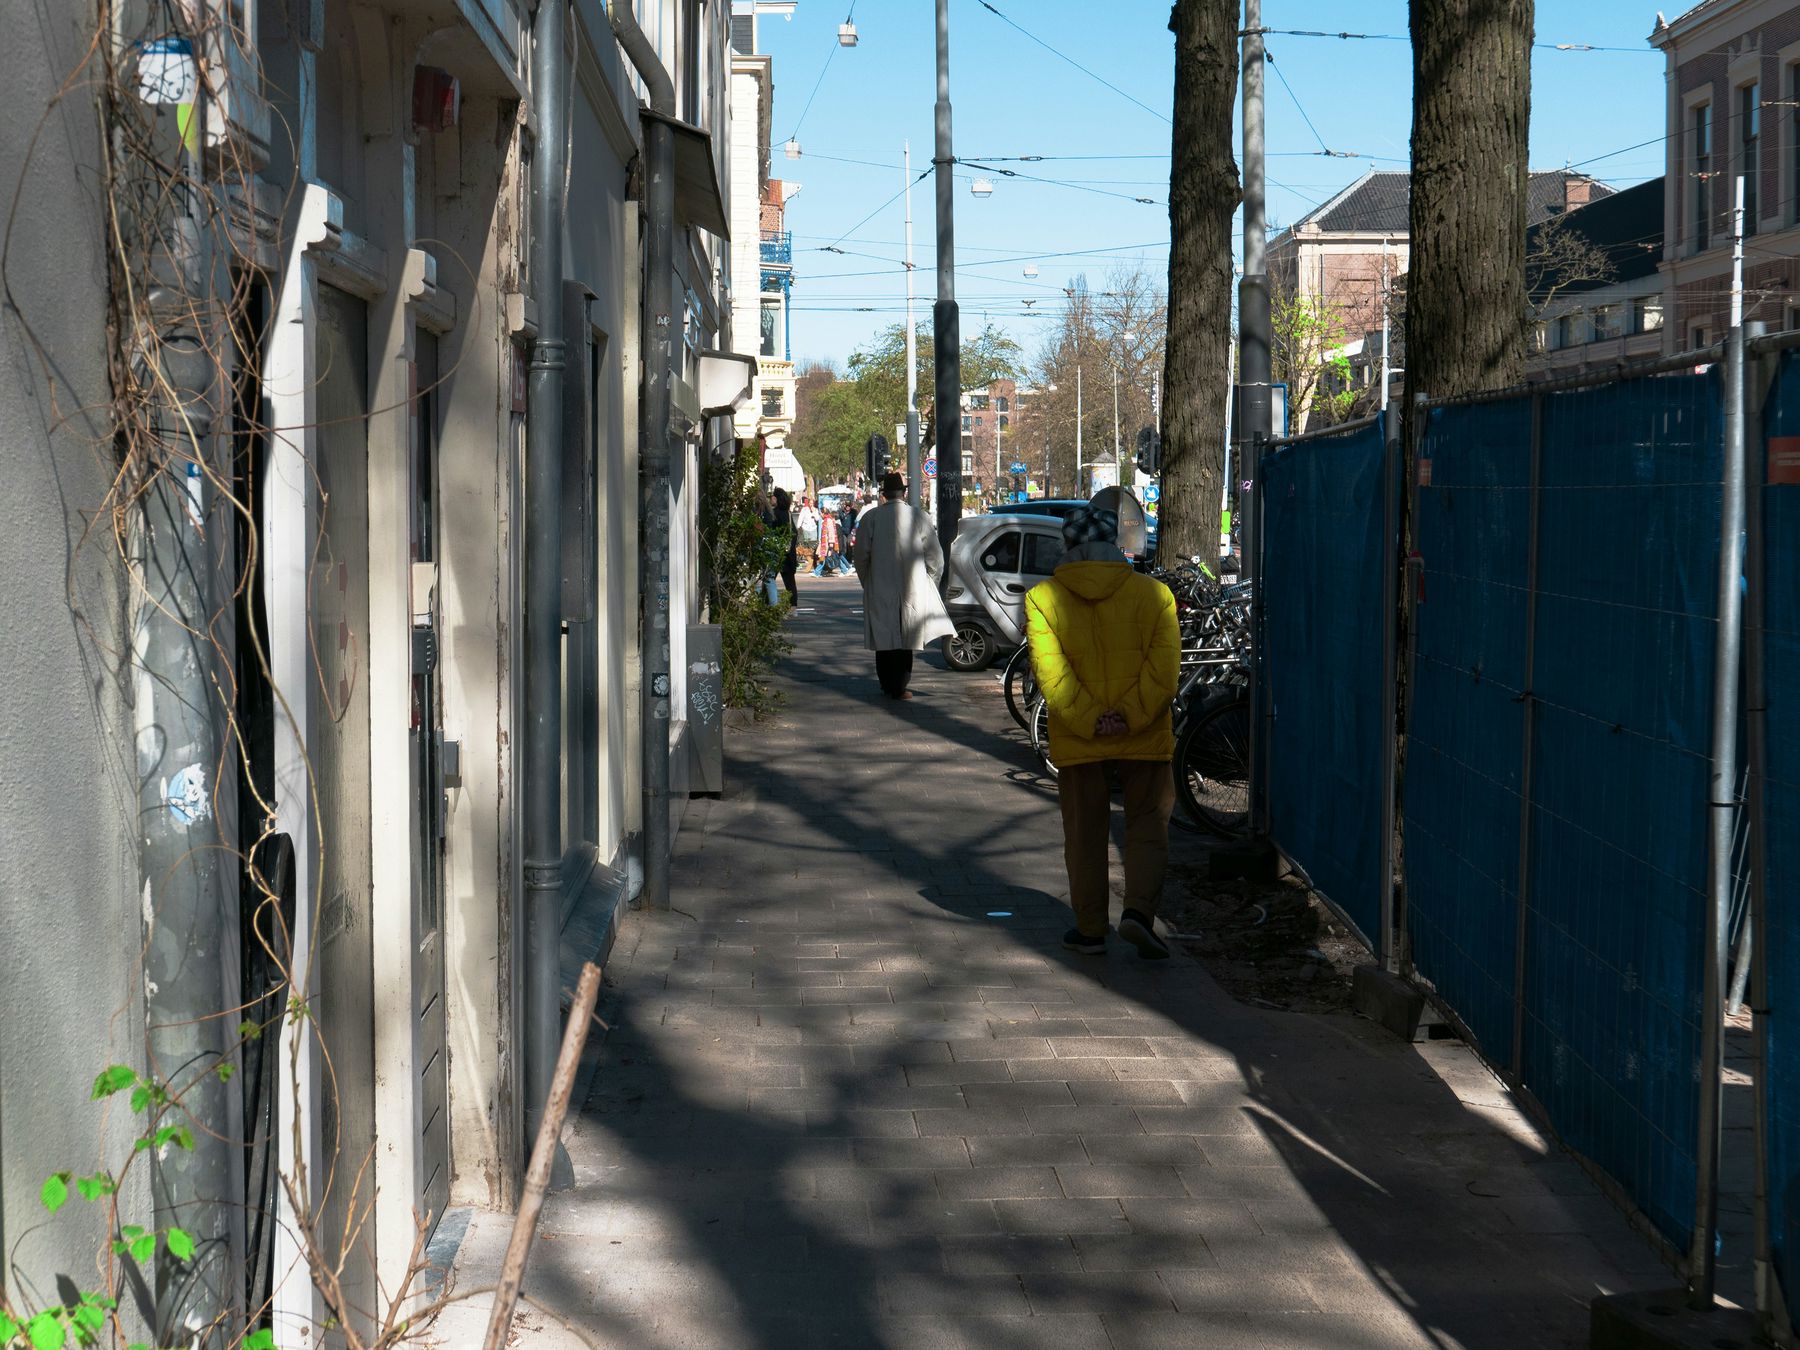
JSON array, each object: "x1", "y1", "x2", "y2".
[{"x1": 1025, "y1": 504, "x2": 1181, "y2": 959}]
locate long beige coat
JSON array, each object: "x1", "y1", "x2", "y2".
[{"x1": 851, "y1": 498, "x2": 955, "y2": 652}]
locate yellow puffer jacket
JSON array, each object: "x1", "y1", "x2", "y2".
[{"x1": 1025, "y1": 554, "x2": 1181, "y2": 768}]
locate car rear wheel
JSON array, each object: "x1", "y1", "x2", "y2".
[{"x1": 941, "y1": 622, "x2": 995, "y2": 672}]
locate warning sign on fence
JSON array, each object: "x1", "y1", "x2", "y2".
[{"x1": 1770, "y1": 436, "x2": 1800, "y2": 485}]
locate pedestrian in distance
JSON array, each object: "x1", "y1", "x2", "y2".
[
  {"x1": 1025, "y1": 504, "x2": 1180, "y2": 960},
  {"x1": 851, "y1": 472, "x2": 953, "y2": 701},
  {"x1": 769, "y1": 486, "x2": 799, "y2": 606},
  {"x1": 813, "y1": 507, "x2": 842, "y2": 576}
]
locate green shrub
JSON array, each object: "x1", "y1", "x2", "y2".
[{"x1": 700, "y1": 444, "x2": 794, "y2": 717}]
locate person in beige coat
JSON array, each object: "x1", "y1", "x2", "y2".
[{"x1": 851, "y1": 473, "x2": 954, "y2": 699}]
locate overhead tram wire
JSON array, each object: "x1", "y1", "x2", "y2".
[
  {"x1": 784, "y1": 0, "x2": 859, "y2": 144},
  {"x1": 970, "y1": 0, "x2": 1171, "y2": 125},
  {"x1": 954, "y1": 159, "x2": 1163, "y2": 206},
  {"x1": 1242, "y1": 26, "x2": 1656, "y2": 53}
]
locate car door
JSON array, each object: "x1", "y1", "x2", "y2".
[{"x1": 974, "y1": 528, "x2": 1030, "y2": 643}]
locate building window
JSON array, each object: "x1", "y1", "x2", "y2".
[
  {"x1": 1532, "y1": 321, "x2": 1548, "y2": 352},
  {"x1": 762, "y1": 387, "x2": 784, "y2": 418},
  {"x1": 1591, "y1": 306, "x2": 1621, "y2": 342},
  {"x1": 760, "y1": 298, "x2": 779, "y2": 358},
  {"x1": 1741, "y1": 81, "x2": 1760, "y2": 234},
  {"x1": 995, "y1": 396, "x2": 1010, "y2": 413},
  {"x1": 1694, "y1": 102, "x2": 1712, "y2": 252},
  {"x1": 998, "y1": 414, "x2": 1009, "y2": 431},
  {"x1": 1633, "y1": 296, "x2": 1664, "y2": 334},
  {"x1": 1692, "y1": 323, "x2": 1709, "y2": 350},
  {"x1": 962, "y1": 414, "x2": 972, "y2": 432},
  {"x1": 961, "y1": 452, "x2": 974, "y2": 476}
]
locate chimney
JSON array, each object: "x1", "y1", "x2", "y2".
[{"x1": 1564, "y1": 174, "x2": 1595, "y2": 212}]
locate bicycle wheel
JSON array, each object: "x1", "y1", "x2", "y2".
[
  {"x1": 1003, "y1": 645, "x2": 1037, "y2": 729},
  {"x1": 1029, "y1": 695, "x2": 1059, "y2": 780},
  {"x1": 1174, "y1": 695, "x2": 1250, "y2": 838}
]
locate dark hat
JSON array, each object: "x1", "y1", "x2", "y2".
[
  {"x1": 1061, "y1": 504, "x2": 1120, "y2": 549},
  {"x1": 881, "y1": 472, "x2": 906, "y2": 496}
]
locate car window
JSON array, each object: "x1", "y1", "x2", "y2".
[
  {"x1": 1023, "y1": 532, "x2": 1062, "y2": 576},
  {"x1": 980, "y1": 532, "x2": 1022, "y2": 572}
]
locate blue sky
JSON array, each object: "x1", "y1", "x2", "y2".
[{"x1": 755, "y1": 0, "x2": 1673, "y2": 370}]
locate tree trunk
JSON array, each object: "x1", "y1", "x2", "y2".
[
  {"x1": 1405, "y1": 0, "x2": 1534, "y2": 410},
  {"x1": 1159, "y1": 0, "x2": 1240, "y2": 562}
]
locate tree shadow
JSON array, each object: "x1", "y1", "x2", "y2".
[{"x1": 507, "y1": 585, "x2": 1668, "y2": 1349}]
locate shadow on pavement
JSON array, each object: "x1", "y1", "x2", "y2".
[{"x1": 510, "y1": 582, "x2": 1667, "y2": 1350}]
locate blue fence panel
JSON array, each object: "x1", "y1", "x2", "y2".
[
  {"x1": 1519, "y1": 373, "x2": 1719, "y2": 1254},
  {"x1": 1405, "y1": 398, "x2": 1533, "y2": 1058},
  {"x1": 1260, "y1": 418, "x2": 1391, "y2": 946},
  {"x1": 1761, "y1": 350, "x2": 1800, "y2": 1304}
]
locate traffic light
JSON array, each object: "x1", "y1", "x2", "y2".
[
  {"x1": 1134, "y1": 426, "x2": 1161, "y2": 476},
  {"x1": 866, "y1": 433, "x2": 890, "y2": 482}
]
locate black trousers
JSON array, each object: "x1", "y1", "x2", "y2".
[
  {"x1": 779, "y1": 556, "x2": 797, "y2": 598},
  {"x1": 875, "y1": 649, "x2": 914, "y2": 697}
]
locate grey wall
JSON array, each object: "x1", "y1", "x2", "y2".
[{"x1": 0, "y1": 0, "x2": 147, "y2": 1313}]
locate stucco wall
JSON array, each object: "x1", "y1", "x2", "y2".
[{"x1": 0, "y1": 0, "x2": 148, "y2": 1308}]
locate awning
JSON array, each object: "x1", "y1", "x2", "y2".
[{"x1": 641, "y1": 108, "x2": 729, "y2": 240}]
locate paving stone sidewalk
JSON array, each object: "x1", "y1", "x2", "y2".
[{"x1": 440, "y1": 578, "x2": 1668, "y2": 1349}]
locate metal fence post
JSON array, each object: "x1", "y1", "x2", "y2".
[
  {"x1": 1510, "y1": 392, "x2": 1546, "y2": 1080},
  {"x1": 1379, "y1": 410, "x2": 1401, "y2": 972},
  {"x1": 1693, "y1": 310, "x2": 1750, "y2": 1309},
  {"x1": 1741, "y1": 323, "x2": 1780, "y2": 1332},
  {"x1": 1246, "y1": 436, "x2": 1269, "y2": 836}
]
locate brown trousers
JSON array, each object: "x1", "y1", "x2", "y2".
[{"x1": 1057, "y1": 759, "x2": 1176, "y2": 938}]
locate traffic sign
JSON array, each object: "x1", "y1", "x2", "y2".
[
  {"x1": 923, "y1": 457, "x2": 937, "y2": 479},
  {"x1": 1008, "y1": 461, "x2": 1029, "y2": 474},
  {"x1": 1143, "y1": 484, "x2": 1160, "y2": 504}
]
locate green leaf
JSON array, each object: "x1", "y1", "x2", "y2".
[
  {"x1": 237, "y1": 1021, "x2": 259, "y2": 1039},
  {"x1": 69, "y1": 1303, "x2": 104, "y2": 1334},
  {"x1": 164, "y1": 1227, "x2": 195, "y2": 1262},
  {"x1": 242, "y1": 1331, "x2": 276, "y2": 1350},
  {"x1": 128, "y1": 1232, "x2": 154, "y2": 1264},
  {"x1": 73, "y1": 1174, "x2": 111, "y2": 1202},
  {"x1": 215, "y1": 1063, "x2": 235, "y2": 1085},
  {"x1": 0, "y1": 1313, "x2": 21, "y2": 1340},
  {"x1": 127, "y1": 1086, "x2": 151, "y2": 1114},
  {"x1": 40, "y1": 1173, "x2": 69, "y2": 1213},
  {"x1": 151, "y1": 1125, "x2": 194, "y2": 1153},
  {"x1": 90, "y1": 1066, "x2": 135, "y2": 1100},
  {"x1": 25, "y1": 1311, "x2": 65, "y2": 1350}
]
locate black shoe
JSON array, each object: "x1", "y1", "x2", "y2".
[
  {"x1": 1062, "y1": 928, "x2": 1107, "y2": 955},
  {"x1": 1118, "y1": 909, "x2": 1169, "y2": 960}
]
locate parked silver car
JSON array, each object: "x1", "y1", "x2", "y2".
[{"x1": 940, "y1": 512, "x2": 1066, "y2": 671}]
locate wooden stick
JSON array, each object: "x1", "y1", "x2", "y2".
[{"x1": 481, "y1": 961, "x2": 603, "y2": 1350}]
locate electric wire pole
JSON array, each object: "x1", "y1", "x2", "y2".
[
  {"x1": 1238, "y1": 0, "x2": 1271, "y2": 462},
  {"x1": 933, "y1": 0, "x2": 962, "y2": 550}
]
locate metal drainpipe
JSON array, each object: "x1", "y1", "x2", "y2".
[
  {"x1": 134, "y1": 82, "x2": 245, "y2": 1341},
  {"x1": 524, "y1": 0, "x2": 571, "y2": 1162},
  {"x1": 608, "y1": 2, "x2": 677, "y2": 911}
]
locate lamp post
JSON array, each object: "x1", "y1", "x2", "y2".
[
  {"x1": 904, "y1": 142, "x2": 921, "y2": 505},
  {"x1": 932, "y1": 0, "x2": 962, "y2": 550}
]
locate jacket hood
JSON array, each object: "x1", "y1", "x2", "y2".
[{"x1": 1054, "y1": 550, "x2": 1134, "y2": 600}]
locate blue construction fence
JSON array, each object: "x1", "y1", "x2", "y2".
[
  {"x1": 1405, "y1": 371, "x2": 1723, "y2": 1259},
  {"x1": 1758, "y1": 349, "x2": 1800, "y2": 1314},
  {"x1": 1257, "y1": 414, "x2": 1395, "y2": 952},
  {"x1": 1256, "y1": 351, "x2": 1800, "y2": 1320}
]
